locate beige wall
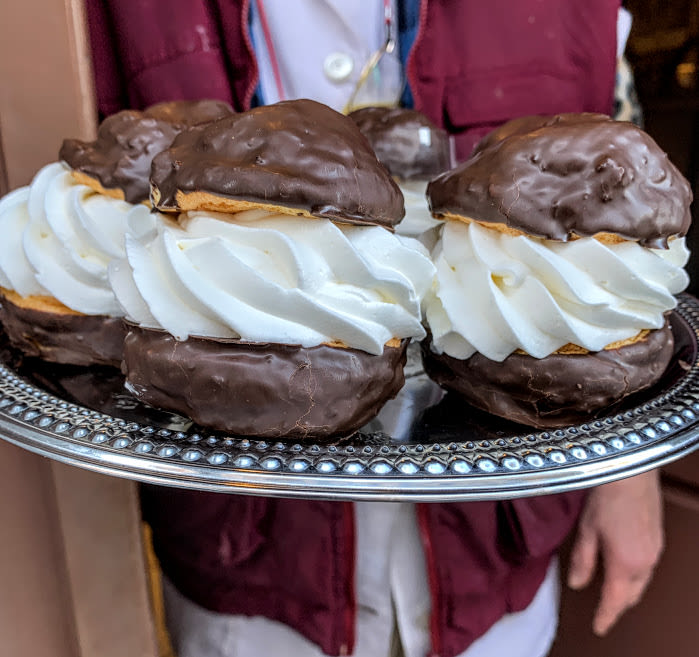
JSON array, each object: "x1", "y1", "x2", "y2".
[
  {"x1": 0, "y1": 443, "x2": 79, "y2": 657},
  {"x1": 0, "y1": 0, "x2": 96, "y2": 190},
  {"x1": 0, "y1": 445, "x2": 158, "y2": 657},
  {"x1": 0, "y1": 2, "x2": 158, "y2": 656}
]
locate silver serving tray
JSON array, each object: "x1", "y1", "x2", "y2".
[{"x1": 1, "y1": 295, "x2": 699, "y2": 502}]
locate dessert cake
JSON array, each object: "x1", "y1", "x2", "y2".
[
  {"x1": 0, "y1": 100, "x2": 233, "y2": 367},
  {"x1": 350, "y1": 106, "x2": 451, "y2": 241},
  {"x1": 61, "y1": 99, "x2": 234, "y2": 204},
  {"x1": 423, "y1": 113, "x2": 692, "y2": 427},
  {"x1": 111, "y1": 99, "x2": 435, "y2": 438}
]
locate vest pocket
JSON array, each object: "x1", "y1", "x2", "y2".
[
  {"x1": 442, "y1": 70, "x2": 585, "y2": 160},
  {"x1": 443, "y1": 70, "x2": 585, "y2": 131}
]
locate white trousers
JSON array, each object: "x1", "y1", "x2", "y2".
[{"x1": 163, "y1": 502, "x2": 559, "y2": 657}]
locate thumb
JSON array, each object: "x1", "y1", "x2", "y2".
[{"x1": 567, "y1": 524, "x2": 599, "y2": 590}]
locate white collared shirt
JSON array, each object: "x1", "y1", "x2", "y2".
[{"x1": 250, "y1": 0, "x2": 402, "y2": 111}]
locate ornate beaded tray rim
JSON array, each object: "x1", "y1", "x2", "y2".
[{"x1": 1, "y1": 295, "x2": 699, "y2": 501}]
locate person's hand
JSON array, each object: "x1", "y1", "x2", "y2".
[{"x1": 567, "y1": 470, "x2": 664, "y2": 636}]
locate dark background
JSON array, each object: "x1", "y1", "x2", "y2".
[{"x1": 625, "y1": 0, "x2": 699, "y2": 293}]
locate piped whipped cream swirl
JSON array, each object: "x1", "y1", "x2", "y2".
[
  {"x1": 0, "y1": 162, "x2": 135, "y2": 315},
  {"x1": 395, "y1": 180, "x2": 443, "y2": 239},
  {"x1": 109, "y1": 209, "x2": 435, "y2": 355},
  {"x1": 425, "y1": 221, "x2": 690, "y2": 362}
]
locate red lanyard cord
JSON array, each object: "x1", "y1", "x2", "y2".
[
  {"x1": 383, "y1": 0, "x2": 392, "y2": 40},
  {"x1": 256, "y1": 0, "x2": 395, "y2": 107},
  {"x1": 256, "y1": 0, "x2": 286, "y2": 101}
]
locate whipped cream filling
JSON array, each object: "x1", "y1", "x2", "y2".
[
  {"x1": 0, "y1": 186, "x2": 47, "y2": 297},
  {"x1": 109, "y1": 209, "x2": 435, "y2": 355},
  {"x1": 425, "y1": 220, "x2": 690, "y2": 361},
  {"x1": 395, "y1": 180, "x2": 443, "y2": 240},
  {"x1": 0, "y1": 162, "x2": 136, "y2": 315}
]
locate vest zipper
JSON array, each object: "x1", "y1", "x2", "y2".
[
  {"x1": 340, "y1": 501, "x2": 356, "y2": 655},
  {"x1": 240, "y1": 0, "x2": 260, "y2": 110},
  {"x1": 417, "y1": 504, "x2": 442, "y2": 657},
  {"x1": 405, "y1": 0, "x2": 429, "y2": 112}
]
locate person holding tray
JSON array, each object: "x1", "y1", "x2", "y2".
[{"x1": 85, "y1": 1, "x2": 664, "y2": 656}]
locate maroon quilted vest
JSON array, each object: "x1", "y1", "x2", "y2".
[{"x1": 87, "y1": 0, "x2": 618, "y2": 653}]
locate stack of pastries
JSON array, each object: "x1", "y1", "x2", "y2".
[{"x1": 0, "y1": 102, "x2": 693, "y2": 437}]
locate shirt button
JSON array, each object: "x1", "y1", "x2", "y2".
[{"x1": 323, "y1": 52, "x2": 354, "y2": 82}]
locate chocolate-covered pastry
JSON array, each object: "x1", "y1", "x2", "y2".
[
  {"x1": 0, "y1": 289, "x2": 126, "y2": 367},
  {"x1": 144, "y1": 99, "x2": 234, "y2": 128},
  {"x1": 112, "y1": 99, "x2": 435, "y2": 438},
  {"x1": 423, "y1": 113, "x2": 692, "y2": 427},
  {"x1": 124, "y1": 328, "x2": 408, "y2": 438},
  {"x1": 349, "y1": 107, "x2": 451, "y2": 181},
  {"x1": 0, "y1": 100, "x2": 233, "y2": 368},
  {"x1": 349, "y1": 106, "x2": 451, "y2": 241},
  {"x1": 150, "y1": 99, "x2": 404, "y2": 228},
  {"x1": 61, "y1": 99, "x2": 234, "y2": 204},
  {"x1": 428, "y1": 113, "x2": 692, "y2": 248},
  {"x1": 422, "y1": 322, "x2": 674, "y2": 428},
  {"x1": 0, "y1": 161, "x2": 135, "y2": 367}
]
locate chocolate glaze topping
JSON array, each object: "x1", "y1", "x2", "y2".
[
  {"x1": 150, "y1": 99, "x2": 405, "y2": 227},
  {"x1": 428, "y1": 113, "x2": 693, "y2": 247},
  {"x1": 0, "y1": 294, "x2": 126, "y2": 368},
  {"x1": 422, "y1": 321, "x2": 674, "y2": 428},
  {"x1": 59, "y1": 100, "x2": 234, "y2": 204},
  {"x1": 471, "y1": 113, "x2": 580, "y2": 154},
  {"x1": 123, "y1": 326, "x2": 408, "y2": 438},
  {"x1": 143, "y1": 99, "x2": 234, "y2": 127},
  {"x1": 349, "y1": 107, "x2": 451, "y2": 180}
]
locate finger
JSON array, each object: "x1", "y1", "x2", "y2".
[
  {"x1": 567, "y1": 524, "x2": 599, "y2": 590},
  {"x1": 593, "y1": 571, "x2": 648, "y2": 636}
]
